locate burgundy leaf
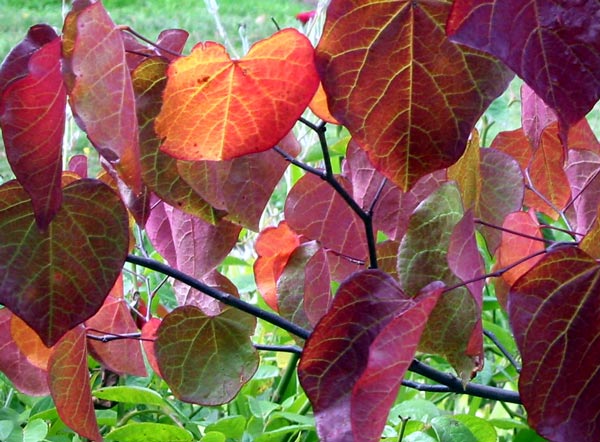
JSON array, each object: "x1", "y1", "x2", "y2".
[
  {"x1": 448, "y1": 0, "x2": 600, "y2": 127},
  {"x1": 565, "y1": 149, "x2": 600, "y2": 234},
  {"x1": 521, "y1": 83, "x2": 557, "y2": 149}
]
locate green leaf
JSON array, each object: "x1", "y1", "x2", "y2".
[
  {"x1": 92, "y1": 386, "x2": 167, "y2": 407},
  {"x1": 205, "y1": 416, "x2": 246, "y2": 439},
  {"x1": 156, "y1": 306, "x2": 258, "y2": 405},
  {"x1": 105, "y1": 423, "x2": 193, "y2": 441},
  {"x1": 453, "y1": 415, "x2": 497, "y2": 442},
  {"x1": 391, "y1": 399, "x2": 442, "y2": 423},
  {"x1": 23, "y1": 419, "x2": 48, "y2": 442},
  {"x1": 200, "y1": 432, "x2": 226, "y2": 442},
  {"x1": 0, "y1": 420, "x2": 15, "y2": 440},
  {"x1": 431, "y1": 416, "x2": 478, "y2": 442}
]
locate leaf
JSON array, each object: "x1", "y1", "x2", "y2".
[
  {"x1": 177, "y1": 130, "x2": 301, "y2": 230},
  {"x1": 86, "y1": 288, "x2": 147, "y2": 377},
  {"x1": 508, "y1": 247, "x2": 600, "y2": 442},
  {"x1": 521, "y1": 83, "x2": 557, "y2": 149},
  {"x1": 565, "y1": 149, "x2": 600, "y2": 234},
  {"x1": 155, "y1": 28, "x2": 319, "y2": 160},
  {"x1": 351, "y1": 285, "x2": 442, "y2": 442},
  {"x1": 62, "y1": 0, "x2": 142, "y2": 193},
  {"x1": 0, "y1": 309, "x2": 49, "y2": 396},
  {"x1": 105, "y1": 423, "x2": 193, "y2": 442},
  {"x1": 254, "y1": 221, "x2": 302, "y2": 311},
  {"x1": 298, "y1": 270, "x2": 419, "y2": 442},
  {"x1": 308, "y1": 83, "x2": 340, "y2": 125},
  {"x1": 141, "y1": 318, "x2": 162, "y2": 377},
  {"x1": 0, "y1": 179, "x2": 129, "y2": 346},
  {"x1": 285, "y1": 172, "x2": 368, "y2": 267},
  {"x1": 93, "y1": 386, "x2": 167, "y2": 407},
  {"x1": 132, "y1": 57, "x2": 219, "y2": 222},
  {"x1": 398, "y1": 183, "x2": 480, "y2": 378},
  {"x1": 316, "y1": 0, "x2": 512, "y2": 190},
  {"x1": 278, "y1": 241, "x2": 331, "y2": 330},
  {"x1": 156, "y1": 305, "x2": 258, "y2": 405},
  {"x1": 48, "y1": 325, "x2": 101, "y2": 442},
  {"x1": 0, "y1": 35, "x2": 65, "y2": 229},
  {"x1": 448, "y1": 0, "x2": 600, "y2": 127}
]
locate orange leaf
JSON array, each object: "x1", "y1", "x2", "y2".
[
  {"x1": 156, "y1": 29, "x2": 319, "y2": 160},
  {"x1": 10, "y1": 314, "x2": 52, "y2": 370},
  {"x1": 254, "y1": 222, "x2": 301, "y2": 311},
  {"x1": 309, "y1": 83, "x2": 340, "y2": 125}
]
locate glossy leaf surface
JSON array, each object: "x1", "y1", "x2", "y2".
[
  {"x1": 0, "y1": 179, "x2": 129, "y2": 346},
  {"x1": 156, "y1": 29, "x2": 319, "y2": 160},
  {"x1": 317, "y1": 0, "x2": 512, "y2": 190},
  {"x1": 509, "y1": 247, "x2": 600, "y2": 441},
  {"x1": 448, "y1": 0, "x2": 600, "y2": 127},
  {"x1": 156, "y1": 306, "x2": 258, "y2": 405}
]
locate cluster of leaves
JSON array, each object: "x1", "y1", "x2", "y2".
[{"x1": 1, "y1": 0, "x2": 600, "y2": 441}]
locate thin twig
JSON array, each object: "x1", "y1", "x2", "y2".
[
  {"x1": 483, "y1": 329, "x2": 521, "y2": 373},
  {"x1": 119, "y1": 26, "x2": 182, "y2": 58},
  {"x1": 475, "y1": 219, "x2": 555, "y2": 244}
]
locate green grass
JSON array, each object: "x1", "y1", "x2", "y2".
[{"x1": 0, "y1": 0, "x2": 310, "y2": 58}]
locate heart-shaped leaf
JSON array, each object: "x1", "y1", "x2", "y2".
[
  {"x1": 316, "y1": 0, "x2": 512, "y2": 190},
  {"x1": 508, "y1": 246, "x2": 600, "y2": 442},
  {"x1": 155, "y1": 28, "x2": 319, "y2": 160},
  {"x1": 0, "y1": 179, "x2": 129, "y2": 346},
  {"x1": 156, "y1": 305, "x2": 258, "y2": 405}
]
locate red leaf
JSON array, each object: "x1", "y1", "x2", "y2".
[
  {"x1": 48, "y1": 325, "x2": 101, "y2": 442},
  {"x1": 521, "y1": 83, "x2": 557, "y2": 149},
  {"x1": 298, "y1": 270, "x2": 418, "y2": 441},
  {"x1": 351, "y1": 286, "x2": 443, "y2": 442},
  {"x1": 448, "y1": 0, "x2": 600, "y2": 127},
  {"x1": 141, "y1": 318, "x2": 162, "y2": 377},
  {"x1": 0, "y1": 36, "x2": 65, "y2": 229},
  {"x1": 508, "y1": 247, "x2": 600, "y2": 441},
  {"x1": 317, "y1": 0, "x2": 512, "y2": 190},
  {"x1": 86, "y1": 280, "x2": 147, "y2": 377},
  {"x1": 155, "y1": 29, "x2": 318, "y2": 160},
  {"x1": 254, "y1": 221, "x2": 301, "y2": 311},
  {"x1": 565, "y1": 149, "x2": 600, "y2": 234},
  {"x1": 285, "y1": 173, "x2": 368, "y2": 267},
  {"x1": 63, "y1": 0, "x2": 142, "y2": 193},
  {"x1": 0, "y1": 179, "x2": 129, "y2": 346},
  {"x1": 0, "y1": 309, "x2": 49, "y2": 396},
  {"x1": 0, "y1": 24, "x2": 58, "y2": 92}
]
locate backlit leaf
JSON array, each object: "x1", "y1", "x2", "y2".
[
  {"x1": 48, "y1": 325, "x2": 101, "y2": 442},
  {"x1": 62, "y1": 0, "x2": 142, "y2": 193},
  {"x1": 565, "y1": 149, "x2": 600, "y2": 234},
  {"x1": 351, "y1": 285, "x2": 443, "y2": 442},
  {"x1": 521, "y1": 84, "x2": 557, "y2": 149},
  {"x1": 156, "y1": 29, "x2": 318, "y2": 161},
  {"x1": 141, "y1": 318, "x2": 162, "y2": 377},
  {"x1": 508, "y1": 247, "x2": 600, "y2": 441},
  {"x1": 0, "y1": 179, "x2": 129, "y2": 346},
  {"x1": 132, "y1": 57, "x2": 218, "y2": 222},
  {"x1": 254, "y1": 221, "x2": 302, "y2": 311},
  {"x1": 317, "y1": 0, "x2": 512, "y2": 190},
  {"x1": 156, "y1": 305, "x2": 258, "y2": 405},
  {"x1": 105, "y1": 423, "x2": 193, "y2": 442},
  {"x1": 298, "y1": 270, "x2": 417, "y2": 441},
  {"x1": 0, "y1": 35, "x2": 65, "y2": 229},
  {"x1": 0, "y1": 309, "x2": 49, "y2": 396},
  {"x1": 448, "y1": 0, "x2": 600, "y2": 127}
]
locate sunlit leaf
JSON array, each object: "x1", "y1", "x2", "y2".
[
  {"x1": 0, "y1": 35, "x2": 65, "y2": 229},
  {"x1": 141, "y1": 318, "x2": 162, "y2": 377},
  {"x1": 132, "y1": 57, "x2": 219, "y2": 222},
  {"x1": 0, "y1": 309, "x2": 49, "y2": 396},
  {"x1": 156, "y1": 29, "x2": 318, "y2": 160},
  {"x1": 0, "y1": 179, "x2": 129, "y2": 346},
  {"x1": 317, "y1": 0, "x2": 512, "y2": 190},
  {"x1": 448, "y1": 0, "x2": 600, "y2": 127},
  {"x1": 156, "y1": 305, "x2": 258, "y2": 405},
  {"x1": 105, "y1": 423, "x2": 193, "y2": 442},
  {"x1": 508, "y1": 246, "x2": 600, "y2": 441},
  {"x1": 48, "y1": 325, "x2": 101, "y2": 441},
  {"x1": 62, "y1": 0, "x2": 142, "y2": 193}
]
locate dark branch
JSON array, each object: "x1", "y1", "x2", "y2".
[
  {"x1": 125, "y1": 254, "x2": 310, "y2": 340},
  {"x1": 254, "y1": 344, "x2": 303, "y2": 354},
  {"x1": 484, "y1": 329, "x2": 521, "y2": 373}
]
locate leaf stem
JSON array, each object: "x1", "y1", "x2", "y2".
[{"x1": 272, "y1": 352, "x2": 300, "y2": 403}]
